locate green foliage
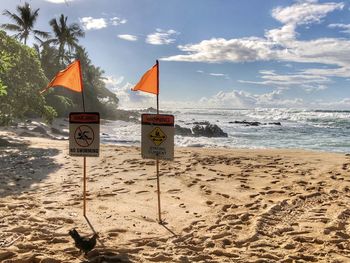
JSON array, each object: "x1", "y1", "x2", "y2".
[
  {"x1": 0, "y1": 30, "x2": 55, "y2": 125},
  {"x1": 35, "y1": 42, "x2": 61, "y2": 80},
  {"x1": 45, "y1": 94, "x2": 75, "y2": 116},
  {"x1": 40, "y1": 45, "x2": 119, "y2": 119},
  {"x1": 42, "y1": 105, "x2": 57, "y2": 124},
  {"x1": 74, "y1": 47, "x2": 119, "y2": 118},
  {"x1": 0, "y1": 80, "x2": 7, "y2": 96},
  {"x1": 47, "y1": 14, "x2": 85, "y2": 64},
  {"x1": 1, "y1": 8, "x2": 122, "y2": 124},
  {"x1": 0, "y1": 50, "x2": 10, "y2": 97}
]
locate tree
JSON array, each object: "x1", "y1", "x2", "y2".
[
  {"x1": 47, "y1": 14, "x2": 85, "y2": 64},
  {"x1": 0, "y1": 30, "x2": 56, "y2": 125},
  {"x1": 74, "y1": 46, "x2": 119, "y2": 118},
  {"x1": 1, "y1": 2, "x2": 49, "y2": 45}
]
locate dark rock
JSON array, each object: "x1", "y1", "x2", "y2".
[
  {"x1": 229, "y1": 120, "x2": 282, "y2": 126},
  {"x1": 267, "y1": 122, "x2": 281, "y2": 126},
  {"x1": 193, "y1": 121, "x2": 210, "y2": 125},
  {"x1": 193, "y1": 124, "x2": 228, "y2": 137},
  {"x1": 0, "y1": 138, "x2": 12, "y2": 147},
  {"x1": 31, "y1": 126, "x2": 47, "y2": 135},
  {"x1": 20, "y1": 132, "x2": 36, "y2": 137},
  {"x1": 229, "y1": 120, "x2": 261, "y2": 126},
  {"x1": 140, "y1": 107, "x2": 157, "y2": 113},
  {"x1": 175, "y1": 123, "x2": 228, "y2": 138},
  {"x1": 51, "y1": 127, "x2": 68, "y2": 136},
  {"x1": 175, "y1": 125, "x2": 192, "y2": 136}
]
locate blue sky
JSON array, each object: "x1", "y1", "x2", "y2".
[{"x1": 1, "y1": 0, "x2": 350, "y2": 109}]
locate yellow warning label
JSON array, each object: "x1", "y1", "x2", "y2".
[{"x1": 149, "y1": 127, "x2": 167, "y2": 146}]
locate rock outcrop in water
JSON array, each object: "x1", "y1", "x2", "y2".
[
  {"x1": 192, "y1": 123, "x2": 228, "y2": 137},
  {"x1": 175, "y1": 125, "x2": 193, "y2": 136},
  {"x1": 229, "y1": 120, "x2": 281, "y2": 126},
  {"x1": 175, "y1": 123, "x2": 228, "y2": 138}
]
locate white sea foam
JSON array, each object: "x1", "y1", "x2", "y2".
[{"x1": 101, "y1": 108, "x2": 350, "y2": 153}]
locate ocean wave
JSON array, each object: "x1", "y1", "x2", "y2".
[{"x1": 102, "y1": 108, "x2": 350, "y2": 153}]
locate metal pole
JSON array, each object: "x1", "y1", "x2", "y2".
[
  {"x1": 83, "y1": 156, "x2": 86, "y2": 216},
  {"x1": 79, "y1": 60, "x2": 87, "y2": 217},
  {"x1": 156, "y1": 158, "x2": 161, "y2": 223},
  {"x1": 156, "y1": 60, "x2": 159, "y2": 114},
  {"x1": 156, "y1": 60, "x2": 162, "y2": 223},
  {"x1": 78, "y1": 60, "x2": 86, "y2": 112}
]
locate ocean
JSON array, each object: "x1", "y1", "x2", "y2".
[{"x1": 101, "y1": 108, "x2": 350, "y2": 153}]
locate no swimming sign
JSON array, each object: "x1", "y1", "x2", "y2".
[{"x1": 69, "y1": 112, "x2": 100, "y2": 157}]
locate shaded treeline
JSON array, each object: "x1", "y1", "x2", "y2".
[{"x1": 0, "y1": 2, "x2": 119, "y2": 125}]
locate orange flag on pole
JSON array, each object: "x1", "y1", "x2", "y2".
[
  {"x1": 131, "y1": 62, "x2": 159, "y2": 95},
  {"x1": 41, "y1": 60, "x2": 83, "y2": 94}
]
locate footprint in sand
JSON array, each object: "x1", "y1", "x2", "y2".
[
  {"x1": 167, "y1": 189, "x2": 181, "y2": 194},
  {"x1": 113, "y1": 188, "x2": 130, "y2": 193},
  {"x1": 187, "y1": 179, "x2": 200, "y2": 187},
  {"x1": 135, "y1": 190, "x2": 149, "y2": 194}
]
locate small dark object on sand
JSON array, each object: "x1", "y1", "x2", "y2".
[{"x1": 69, "y1": 228, "x2": 98, "y2": 255}]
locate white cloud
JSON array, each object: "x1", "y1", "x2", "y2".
[
  {"x1": 328, "y1": 23, "x2": 350, "y2": 34},
  {"x1": 118, "y1": 34, "x2": 138, "y2": 41},
  {"x1": 163, "y1": 1, "x2": 345, "y2": 64},
  {"x1": 197, "y1": 89, "x2": 304, "y2": 109},
  {"x1": 110, "y1": 17, "x2": 127, "y2": 26},
  {"x1": 80, "y1": 17, "x2": 107, "y2": 30},
  {"x1": 209, "y1": 72, "x2": 230, "y2": 79},
  {"x1": 44, "y1": 0, "x2": 75, "y2": 3},
  {"x1": 272, "y1": 1, "x2": 343, "y2": 26},
  {"x1": 302, "y1": 84, "x2": 328, "y2": 93},
  {"x1": 79, "y1": 16, "x2": 127, "y2": 31},
  {"x1": 162, "y1": 1, "x2": 348, "y2": 90},
  {"x1": 195, "y1": 70, "x2": 229, "y2": 79},
  {"x1": 103, "y1": 76, "x2": 124, "y2": 89},
  {"x1": 103, "y1": 75, "x2": 154, "y2": 109},
  {"x1": 209, "y1": 73, "x2": 225, "y2": 77},
  {"x1": 146, "y1": 29, "x2": 179, "y2": 45},
  {"x1": 159, "y1": 89, "x2": 350, "y2": 110},
  {"x1": 239, "y1": 71, "x2": 330, "y2": 87},
  {"x1": 163, "y1": 37, "x2": 275, "y2": 62},
  {"x1": 103, "y1": 74, "x2": 347, "y2": 110}
]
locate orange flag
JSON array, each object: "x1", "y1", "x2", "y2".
[
  {"x1": 131, "y1": 62, "x2": 159, "y2": 95},
  {"x1": 41, "y1": 60, "x2": 82, "y2": 94}
]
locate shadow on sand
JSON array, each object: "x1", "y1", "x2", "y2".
[
  {"x1": 82, "y1": 215, "x2": 133, "y2": 263},
  {"x1": 0, "y1": 135, "x2": 61, "y2": 198}
]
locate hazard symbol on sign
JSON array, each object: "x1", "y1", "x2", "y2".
[
  {"x1": 149, "y1": 127, "x2": 167, "y2": 146},
  {"x1": 141, "y1": 114, "x2": 174, "y2": 160},
  {"x1": 74, "y1": 125, "x2": 94, "y2": 147}
]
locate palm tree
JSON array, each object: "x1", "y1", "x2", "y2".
[
  {"x1": 1, "y1": 2, "x2": 49, "y2": 45},
  {"x1": 48, "y1": 14, "x2": 85, "y2": 64}
]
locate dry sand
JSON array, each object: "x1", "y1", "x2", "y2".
[{"x1": 1, "y1": 131, "x2": 350, "y2": 262}]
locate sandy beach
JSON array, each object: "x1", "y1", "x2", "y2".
[{"x1": 1, "y1": 130, "x2": 350, "y2": 263}]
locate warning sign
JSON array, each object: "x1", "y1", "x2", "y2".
[
  {"x1": 69, "y1": 112, "x2": 100, "y2": 157},
  {"x1": 149, "y1": 127, "x2": 167, "y2": 146},
  {"x1": 141, "y1": 114, "x2": 174, "y2": 160}
]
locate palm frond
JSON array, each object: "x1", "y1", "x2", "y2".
[
  {"x1": 33, "y1": 29, "x2": 50, "y2": 39},
  {"x1": 1, "y1": 23, "x2": 22, "y2": 31},
  {"x1": 2, "y1": 10, "x2": 24, "y2": 27}
]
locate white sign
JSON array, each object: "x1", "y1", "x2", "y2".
[
  {"x1": 69, "y1": 112, "x2": 100, "y2": 157},
  {"x1": 141, "y1": 114, "x2": 174, "y2": 160}
]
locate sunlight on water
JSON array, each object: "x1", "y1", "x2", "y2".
[{"x1": 101, "y1": 109, "x2": 350, "y2": 153}]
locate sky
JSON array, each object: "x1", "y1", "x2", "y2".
[{"x1": 1, "y1": 0, "x2": 350, "y2": 109}]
